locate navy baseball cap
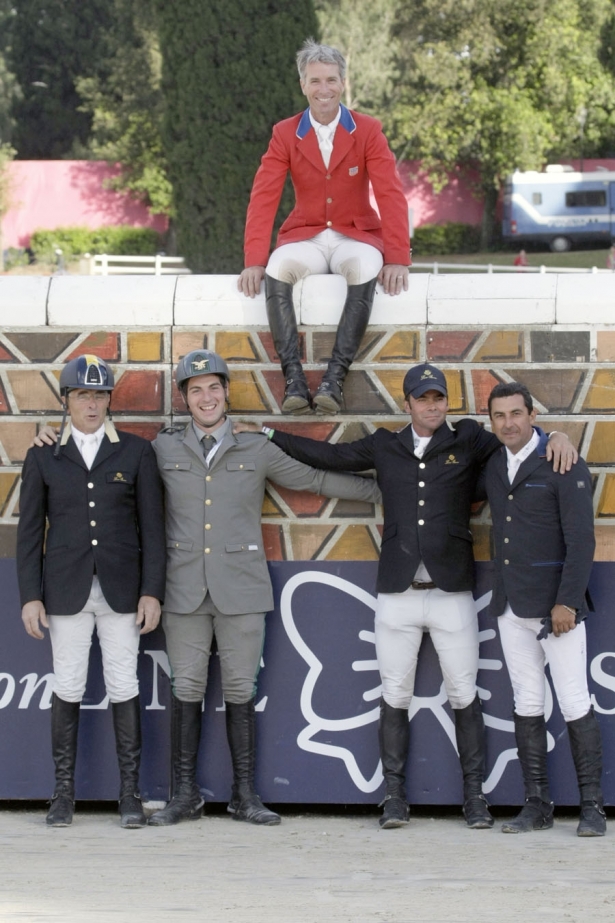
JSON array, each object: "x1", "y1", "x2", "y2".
[{"x1": 403, "y1": 363, "x2": 448, "y2": 399}]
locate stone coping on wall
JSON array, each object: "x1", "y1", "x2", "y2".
[{"x1": 1, "y1": 272, "x2": 615, "y2": 327}]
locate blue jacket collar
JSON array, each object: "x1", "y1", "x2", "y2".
[
  {"x1": 296, "y1": 104, "x2": 356, "y2": 139},
  {"x1": 535, "y1": 426, "x2": 549, "y2": 457}
]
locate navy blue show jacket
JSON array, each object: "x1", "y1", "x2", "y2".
[
  {"x1": 484, "y1": 431, "x2": 595, "y2": 620},
  {"x1": 17, "y1": 430, "x2": 166, "y2": 616},
  {"x1": 272, "y1": 419, "x2": 498, "y2": 595}
]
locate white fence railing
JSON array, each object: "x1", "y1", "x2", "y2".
[
  {"x1": 412, "y1": 261, "x2": 611, "y2": 274},
  {"x1": 78, "y1": 255, "x2": 609, "y2": 277},
  {"x1": 83, "y1": 254, "x2": 191, "y2": 275}
]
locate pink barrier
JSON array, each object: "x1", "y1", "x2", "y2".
[
  {"x1": 5, "y1": 158, "x2": 615, "y2": 252},
  {"x1": 2, "y1": 161, "x2": 167, "y2": 249}
]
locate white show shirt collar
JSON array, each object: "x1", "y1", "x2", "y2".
[
  {"x1": 506, "y1": 429, "x2": 539, "y2": 483},
  {"x1": 411, "y1": 426, "x2": 432, "y2": 459},
  {"x1": 72, "y1": 423, "x2": 105, "y2": 469},
  {"x1": 309, "y1": 108, "x2": 341, "y2": 168}
]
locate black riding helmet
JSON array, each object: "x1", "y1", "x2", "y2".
[{"x1": 55, "y1": 355, "x2": 115, "y2": 457}]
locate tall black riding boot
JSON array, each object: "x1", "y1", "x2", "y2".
[
  {"x1": 313, "y1": 277, "x2": 377, "y2": 414},
  {"x1": 112, "y1": 696, "x2": 146, "y2": 828},
  {"x1": 501, "y1": 714, "x2": 554, "y2": 834},
  {"x1": 47, "y1": 693, "x2": 80, "y2": 827},
  {"x1": 225, "y1": 698, "x2": 280, "y2": 825},
  {"x1": 378, "y1": 697, "x2": 410, "y2": 829},
  {"x1": 454, "y1": 695, "x2": 494, "y2": 829},
  {"x1": 567, "y1": 708, "x2": 606, "y2": 837},
  {"x1": 265, "y1": 274, "x2": 311, "y2": 414},
  {"x1": 147, "y1": 696, "x2": 204, "y2": 826}
]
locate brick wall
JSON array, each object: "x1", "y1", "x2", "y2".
[{"x1": 1, "y1": 273, "x2": 614, "y2": 562}]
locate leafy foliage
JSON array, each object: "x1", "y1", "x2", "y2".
[
  {"x1": 386, "y1": 0, "x2": 615, "y2": 245},
  {"x1": 412, "y1": 223, "x2": 482, "y2": 256},
  {"x1": 0, "y1": 142, "x2": 14, "y2": 216},
  {"x1": 3, "y1": 247, "x2": 31, "y2": 270},
  {"x1": 5, "y1": 0, "x2": 116, "y2": 158},
  {"x1": 5, "y1": 1, "x2": 615, "y2": 258},
  {"x1": 75, "y1": 0, "x2": 172, "y2": 216},
  {"x1": 153, "y1": 0, "x2": 319, "y2": 272},
  {"x1": 29, "y1": 225, "x2": 161, "y2": 262},
  {"x1": 0, "y1": 1, "x2": 20, "y2": 146},
  {"x1": 316, "y1": 0, "x2": 397, "y2": 115},
  {"x1": 0, "y1": 141, "x2": 15, "y2": 270}
]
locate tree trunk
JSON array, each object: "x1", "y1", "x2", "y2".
[{"x1": 479, "y1": 184, "x2": 499, "y2": 251}]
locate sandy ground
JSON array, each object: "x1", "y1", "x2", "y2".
[{"x1": 1, "y1": 805, "x2": 613, "y2": 923}]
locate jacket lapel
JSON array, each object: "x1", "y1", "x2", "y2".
[
  {"x1": 422, "y1": 423, "x2": 455, "y2": 458},
  {"x1": 488, "y1": 445, "x2": 509, "y2": 490},
  {"x1": 296, "y1": 128, "x2": 327, "y2": 174},
  {"x1": 396, "y1": 423, "x2": 416, "y2": 456},
  {"x1": 182, "y1": 424, "x2": 207, "y2": 468},
  {"x1": 207, "y1": 427, "x2": 237, "y2": 470},
  {"x1": 90, "y1": 435, "x2": 119, "y2": 470},
  {"x1": 512, "y1": 452, "x2": 543, "y2": 489},
  {"x1": 62, "y1": 437, "x2": 89, "y2": 471},
  {"x1": 327, "y1": 125, "x2": 355, "y2": 173}
]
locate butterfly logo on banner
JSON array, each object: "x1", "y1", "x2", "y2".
[{"x1": 279, "y1": 571, "x2": 555, "y2": 794}]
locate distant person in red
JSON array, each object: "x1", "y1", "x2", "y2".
[
  {"x1": 606, "y1": 244, "x2": 615, "y2": 271},
  {"x1": 514, "y1": 250, "x2": 528, "y2": 271}
]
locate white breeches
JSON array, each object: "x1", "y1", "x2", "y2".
[
  {"x1": 498, "y1": 605, "x2": 590, "y2": 722},
  {"x1": 266, "y1": 229, "x2": 383, "y2": 286},
  {"x1": 48, "y1": 577, "x2": 140, "y2": 704},
  {"x1": 375, "y1": 586, "x2": 479, "y2": 710}
]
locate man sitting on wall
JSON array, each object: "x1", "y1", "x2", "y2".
[{"x1": 237, "y1": 39, "x2": 410, "y2": 415}]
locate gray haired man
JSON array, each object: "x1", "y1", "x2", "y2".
[{"x1": 238, "y1": 39, "x2": 410, "y2": 414}]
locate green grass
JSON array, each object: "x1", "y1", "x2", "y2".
[{"x1": 411, "y1": 249, "x2": 612, "y2": 271}]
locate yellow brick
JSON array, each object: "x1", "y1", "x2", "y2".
[
  {"x1": 583, "y1": 370, "x2": 615, "y2": 411},
  {"x1": 127, "y1": 332, "x2": 162, "y2": 362},
  {"x1": 325, "y1": 525, "x2": 379, "y2": 561},
  {"x1": 0, "y1": 473, "x2": 19, "y2": 515},
  {"x1": 597, "y1": 475, "x2": 615, "y2": 517},
  {"x1": 587, "y1": 423, "x2": 615, "y2": 465}
]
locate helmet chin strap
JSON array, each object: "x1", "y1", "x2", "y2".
[
  {"x1": 104, "y1": 402, "x2": 119, "y2": 443},
  {"x1": 54, "y1": 401, "x2": 70, "y2": 458},
  {"x1": 54, "y1": 394, "x2": 117, "y2": 457}
]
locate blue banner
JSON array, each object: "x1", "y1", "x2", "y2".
[{"x1": 1, "y1": 559, "x2": 613, "y2": 805}]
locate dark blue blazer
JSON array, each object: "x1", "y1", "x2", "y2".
[
  {"x1": 484, "y1": 431, "x2": 595, "y2": 620},
  {"x1": 17, "y1": 429, "x2": 166, "y2": 615},
  {"x1": 272, "y1": 419, "x2": 498, "y2": 594}
]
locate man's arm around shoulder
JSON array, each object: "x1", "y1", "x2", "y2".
[{"x1": 256, "y1": 435, "x2": 380, "y2": 504}]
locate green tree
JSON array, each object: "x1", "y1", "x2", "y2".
[
  {"x1": 5, "y1": 0, "x2": 115, "y2": 158},
  {"x1": 0, "y1": 54, "x2": 20, "y2": 145},
  {"x1": 0, "y1": 142, "x2": 15, "y2": 271},
  {"x1": 0, "y1": 2, "x2": 20, "y2": 145},
  {"x1": 388, "y1": 0, "x2": 615, "y2": 247},
  {"x1": 75, "y1": 0, "x2": 172, "y2": 216},
  {"x1": 153, "y1": 0, "x2": 319, "y2": 272},
  {"x1": 316, "y1": 0, "x2": 398, "y2": 116}
]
